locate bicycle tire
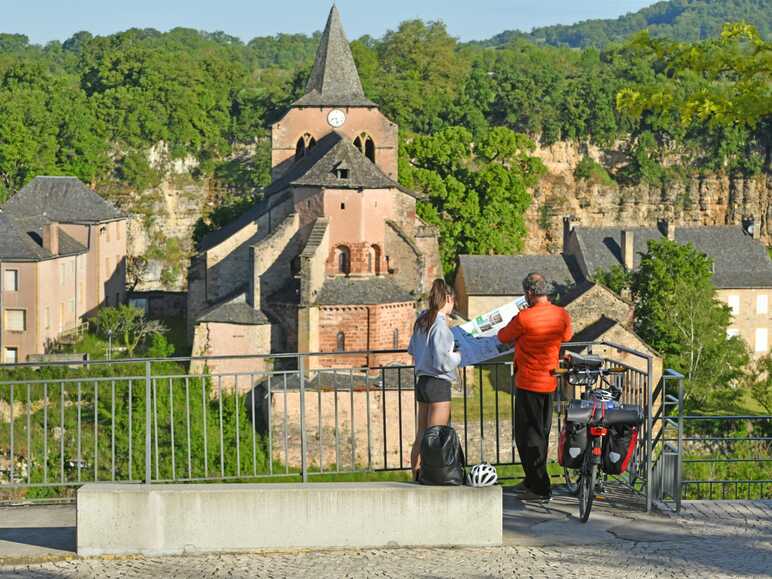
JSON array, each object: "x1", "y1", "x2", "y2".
[{"x1": 578, "y1": 463, "x2": 596, "y2": 523}]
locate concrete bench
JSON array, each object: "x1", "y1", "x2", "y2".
[{"x1": 77, "y1": 482, "x2": 502, "y2": 556}]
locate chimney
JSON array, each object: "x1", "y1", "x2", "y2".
[
  {"x1": 658, "y1": 218, "x2": 675, "y2": 241},
  {"x1": 621, "y1": 229, "x2": 635, "y2": 271},
  {"x1": 248, "y1": 245, "x2": 260, "y2": 309},
  {"x1": 562, "y1": 215, "x2": 578, "y2": 252},
  {"x1": 42, "y1": 222, "x2": 59, "y2": 255}
]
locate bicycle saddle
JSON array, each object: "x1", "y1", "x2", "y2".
[{"x1": 568, "y1": 353, "x2": 604, "y2": 370}]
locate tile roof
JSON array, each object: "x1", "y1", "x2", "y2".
[
  {"x1": 2, "y1": 176, "x2": 124, "y2": 224},
  {"x1": 316, "y1": 276, "x2": 415, "y2": 305},
  {"x1": 0, "y1": 212, "x2": 87, "y2": 261},
  {"x1": 197, "y1": 290, "x2": 270, "y2": 326},
  {"x1": 264, "y1": 132, "x2": 419, "y2": 198},
  {"x1": 572, "y1": 225, "x2": 772, "y2": 289},
  {"x1": 292, "y1": 6, "x2": 376, "y2": 108},
  {"x1": 457, "y1": 254, "x2": 576, "y2": 296},
  {"x1": 196, "y1": 194, "x2": 280, "y2": 252}
]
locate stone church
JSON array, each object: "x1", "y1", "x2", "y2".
[{"x1": 187, "y1": 6, "x2": 441, "y2": 373}]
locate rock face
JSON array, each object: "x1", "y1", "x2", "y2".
[
  {"x1": 526, "y1": 141, "x2": 770, "y2": 253},
  {"x1": 119, "y1": 140, "x2": 770, "y2": 291}
]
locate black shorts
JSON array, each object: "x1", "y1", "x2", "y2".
[{"x1": 415, "y1": 376, "x2": 452, "y2": 403}]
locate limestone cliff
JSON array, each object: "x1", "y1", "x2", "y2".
[{"x1": 526, "y1": 141, "x2": 770, "y2": 253}]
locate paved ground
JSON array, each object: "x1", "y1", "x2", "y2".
[{"x1": 0, "y1": 488, "x2": 770, "y2": 578}]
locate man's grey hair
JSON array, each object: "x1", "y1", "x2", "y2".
[{"x1": 522, "y1": 272, "x2": 552, "y2": 296}]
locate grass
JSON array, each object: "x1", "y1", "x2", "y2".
[{"x1": 452, "y1": 366, "x2": 514, "y2": 421}]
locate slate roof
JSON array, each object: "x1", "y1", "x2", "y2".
[
  {"x1": 292, "y1": 6, "x2": 376, "y2": 108},
  {"x1": 568, "y1": 315, "x2": 619, "y2": 345},
  {"x1": 265, "y1": 132, "x2": 416, "y2": 198},
  {"x1": 196, "y1": 194, "x2": 281, "y2": 252},
  {"x1": 2, "y1": 176, "x2": 125, "y2": 224},
  {"x1": 197, "y1": 290, "x2": 270, "y2": 326},
  {"x1": 457, "y1": 254, "x2": 576, "y2": 296},
  {"x1": 0, "y1": 212, "x2": 87, "y2": 261},
  {"x1": 316, "y1": 277, "x2": 414, "y2": 305},
  {"x1": 572, "y1": 225, "x2": 772, "y2": 289}
]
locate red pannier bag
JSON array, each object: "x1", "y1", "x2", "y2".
[{"x1": 601, "y1": 424, "x2": 638, "y2": 475}]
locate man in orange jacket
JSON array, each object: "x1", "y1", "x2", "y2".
[{"x1": 498, "y1": 272, "x2": 573, "y2": 501}]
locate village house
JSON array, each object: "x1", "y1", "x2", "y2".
[
  {"x1": 187, "y1": 6, "x2": 441, "y2": 375},
  {"x1": 0, "y1": 176, "x2": 127, "y2": 363},
  {"x1": 563, "y1": 217, "x2": 772, "y2": 357}
]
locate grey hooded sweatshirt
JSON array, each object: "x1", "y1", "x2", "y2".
[{"x1": 408, "y1": 312, "x2": 461, "y2": 383}]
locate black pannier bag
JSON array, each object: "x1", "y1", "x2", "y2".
[
  {"x1": 558, "y1": 421, "x2": 588, "y2": 469},
  {"x1": 601, "y1": 424, "x2": 638, "y2": 475},
  {"x1": 417, "y1": 425, "x2": 465, "y2": 485}
]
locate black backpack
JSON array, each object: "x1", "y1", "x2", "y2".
[{"x1": 417, "y1": 425, "x2": 465, "y2": 485}]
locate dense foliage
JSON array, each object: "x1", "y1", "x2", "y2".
[
  {"x1": 479, "y1": 0, "x2": 771, "y2": 48},
  {"x1": 0, "y1": 11, "x2": 768, "y2": 271}
]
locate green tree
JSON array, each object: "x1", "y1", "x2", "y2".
[
  {"x1": 93, "y1": 306, "x2": 168, "y2": 357},
  {"x1": 632, "y1": 239, "x2": 750, "y2": 411},
  {"x1": 593, "y1": 265, "x2": 632, "y2": 295},
  {"x1": 401, "y1": 126, "x2": 545, "y2": 273},
  {"x1": 748, "y1": 353, "x2": 772, "y2": 414}
]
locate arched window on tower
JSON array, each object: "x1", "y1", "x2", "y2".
[
  {"x1": 295, "y1": 133, "x2": 317, "y2": 160},
  {"x1": 336, "y1": 331, "x2": 346, "y2": 352},
  {"x1": 392, "y1": 328, "x2": 400, "y2": 350},
  {"x1": 353, "y1": 133, "x2": 375, "y2": 163},
  {"x1": 335, "y1": 246, "x2": 350, "y2": 275}
]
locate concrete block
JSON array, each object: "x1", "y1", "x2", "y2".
[{"x1": 77, "y1": 482, "x2": 502, "y2": 556}]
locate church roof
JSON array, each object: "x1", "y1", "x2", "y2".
[
  {"x1": 316, "y1": 276, "x2": 415, "y2": 305},
  {"x1": 292, "y1": 6, "x2": 376, "y2": 108},
  {"x1": 264, "y1": 132, "x2": 420, "y2": 198}
]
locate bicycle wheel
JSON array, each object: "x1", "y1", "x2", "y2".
[{"x1": 578, "y1": 463, "x2": 596, "y2": 523}]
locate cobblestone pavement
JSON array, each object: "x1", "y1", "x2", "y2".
[{"x1": 0, "y1": 500, "x2": 769, "y2": 578}]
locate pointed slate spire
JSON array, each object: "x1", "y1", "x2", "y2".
[{"x1": 293, "y1": 5, "x2": 376, "y2": 107}]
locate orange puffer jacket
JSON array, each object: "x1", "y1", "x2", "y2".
[{"x1": 497, "y1": 301, "x2": 573, "y2": 394}]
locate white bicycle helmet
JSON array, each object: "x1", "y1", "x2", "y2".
[{"x1": 466, "y1": 463, "x2": 498, "y2": 487}]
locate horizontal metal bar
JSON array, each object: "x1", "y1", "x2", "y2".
[
  {"x1": 683, "y1": 479, "x2": 772, "y2": 484},
  {"x1": 682, "y1": 458, "x2": 772, "y2": 464},
  {"x1": 680, "y1": 415, "x2": 772, "y2": 421}
]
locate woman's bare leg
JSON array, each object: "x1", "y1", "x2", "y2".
[
  {"x1": 427, "y1": 401, "x2": 451, "y2": 428},
  {"x1": 411, "y1": 403, "x2": 429, "y2": 478}
]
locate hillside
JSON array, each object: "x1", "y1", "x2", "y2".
[{"x1": 479, "y1": 0, "x2": 771, "y2": 48}]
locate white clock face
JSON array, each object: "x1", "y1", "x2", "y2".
[{"x1": 327, "y1": 109, "x2": 346, "y2": 128}]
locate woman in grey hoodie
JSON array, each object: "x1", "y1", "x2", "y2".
[{"x1": 408, "y1": 279, "x2": 461, "y2": 479}]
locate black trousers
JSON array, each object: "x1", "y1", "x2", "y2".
[{"x1": 515, "y1": 388, "x2": 553, "y2": 496}]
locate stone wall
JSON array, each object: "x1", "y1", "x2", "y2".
[{"x1": 564, "y1": 285, "x2": 633, "y2": 333}]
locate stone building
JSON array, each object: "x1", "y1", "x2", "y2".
[
  {"x1": 0, "y1": 177, "x2": 127, "y2": 363},
  {"x1": 563, "y1": 217, "x2": 772, "y2": 357},
  {"x1": 187, "y1": 6, "x2": 441, "y2": 374}
]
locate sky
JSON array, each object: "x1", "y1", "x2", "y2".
[{"x1": 4, "y1": 0, "x2": 658, "y2": 45}]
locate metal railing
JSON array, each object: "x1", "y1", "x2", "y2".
[
  {"x1": 652, "y1": 370, "x2": 772, "y2": 511},
  {"x1": 0, "y1": 341, "x2": 655, "y2": 505}
]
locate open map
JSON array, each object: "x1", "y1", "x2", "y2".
[{"x1": 451, "y1": 297, "x2": 528, "y2": 366}]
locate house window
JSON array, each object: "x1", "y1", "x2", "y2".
[
  {"x1": 336, "y1": 331, "x2": 346, "y2": 352},
  {"x1": 3, "y1": 269, "x2": 19, "y2": 291},
  {"x1": 45, "y1": 306, "x2": 51, "y2": 330},
  {"x1": 756, "y1": 328, "x2": 768, "y2": 353},
  {"x1": 295, "y1": 133, "x2": 316, "y2": 160},
  {"x1": 392, "y1": 328, "x2": 400, "y2": 350},
  {"x1": 727, "y1": 328, "x2": 740, "y2": 339},
  {"x1": 336, "y1": 246, "x2": 350, "y2": 275},
  {"x1": 727, "y1": 295, "x2": 740, "y2": 316},
  {"x1": 340, "y1": 202, "x2": 346, "y2": 210},
  {"x1": 5, "y1": 309, "x2": 26, "y2": 332},
  {"x1": 335, "y1": 168, "x2": 349, "y2": 179},
  {"x1": 371, "y1": 245, "x2": 381, "y2": 275},
  {"x1": 4, "y1": 347, "x2": 18, "y2": 364},
  {"x1": 757, "y1": 294, "x2": 768, "y2": 315}
]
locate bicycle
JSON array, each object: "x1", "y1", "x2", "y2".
[{"x1": 554, "y1": 353, "x2": 641, "y2": 523}]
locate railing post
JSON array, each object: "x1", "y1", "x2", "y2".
[
  {"x1": 675, "y1": 377, "x2": 684, "y2": 512},
  {"x1": 298, "y1": 354, "x2": 308, "y2": 483},
  {"x1": 645, "y1": 356, "x2": 654, "y2": 512},
  {"x1": 145, "y1": 360, "x2": 152, "y2": 486}
]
